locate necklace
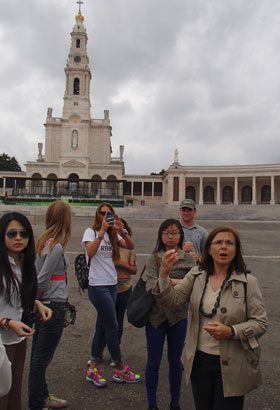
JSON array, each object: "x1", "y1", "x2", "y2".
[{"x1": 199, "y1": 272, "x2": 230, "y2": 318}]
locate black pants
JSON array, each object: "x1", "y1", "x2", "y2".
[{"x1": 191, "y1": 350, "x2": 244, "y2": 410}]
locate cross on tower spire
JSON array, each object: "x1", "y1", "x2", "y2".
[{"x1": 76, "y1": 0, "x2": 83, "y2": 14}]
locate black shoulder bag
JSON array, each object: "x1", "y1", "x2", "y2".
[{"x1": 127, "y1": 253, "x2": 160, "y2": 328}]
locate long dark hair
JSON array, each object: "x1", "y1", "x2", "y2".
[
  {"x1": 200, "y1": 226, "x2": 248, "y2": 275},
  {"x1": 92, "y1": 202, "x2": 120, "y2": 262},
  {"x1": 154, "y1": 219, "x2": 184, "y2": 252},
  {"x1": 0, "y1": 212, "x2": 37, "y2": 312}
]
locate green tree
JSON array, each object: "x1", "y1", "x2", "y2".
[{"x1": 0, "y1": 153, "x2": 21, "y2": 171}]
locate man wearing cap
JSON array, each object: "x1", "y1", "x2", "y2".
[{"x1": 179, "y1": 199, "x2": 208, "y2": 262}]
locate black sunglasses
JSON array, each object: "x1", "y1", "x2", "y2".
[{"x1": 6, "y1": 229, "x2": 30, "y2": 239}]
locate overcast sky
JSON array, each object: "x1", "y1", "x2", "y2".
[{"x1": 1, "y1": 0, "x2": 280, "y2": 175}]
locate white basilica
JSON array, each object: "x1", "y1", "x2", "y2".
[{"x1": 1, "y1": 7, "x2": 280, "y2": 205}]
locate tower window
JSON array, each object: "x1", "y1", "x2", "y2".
[
  {"x1": 76, "y1": 39, "x2": 81, "y2": 48},
  {"x1": 74, "y1": 78, "x2": 80, "y2": 95}
]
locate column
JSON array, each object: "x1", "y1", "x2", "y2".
[
  {"x1": 119, "y1": 181, "x2": 123, "y2": 199},
  {"x1": 141, "y1": 181, "x2": 144, "y2": 199},
  {"x1": 167, "y1": 175, "x2": 174, "y2": 204},
  {"x1": 3, "y1": 177, "x2": 6, "y2": 196},
  {"x1": 179, "y1": 173, "x2": 185, "y2": 202},
  {"x1": 252, "y1": 176, "x2": 256, "y2": 205},
  {"x1": 216, "y1": 177, "x2": 221, "y2": 205},
  {"x1": 199, "y1": 177, "x2": 203, "y2": 205},
  {"x1": 270, "y1": 175, "x2": 275, "y2": 205},
  {"x1": 234, "y1": 177, "x2": 238, "y2": 204},
  {"x1": 152, "y1": 182, "x2": 154, "y2": 198}
]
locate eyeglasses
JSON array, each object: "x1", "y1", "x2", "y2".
[
  {"x1": 6, "y1": 229, "x2": 30, "y2": 239},
  {"x1": 99, "y1": 211, "x2": 107, "y2": 215},
  {"x1": 211, "y1": 240, "x2": 235, "y2": 247},
  {"x1": 162, "y1": 231, "x2": 180, "y2": 237}
]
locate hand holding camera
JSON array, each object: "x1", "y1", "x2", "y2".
[{"x1": 105, "y1": 211, "x2": 115, "y2": 227}]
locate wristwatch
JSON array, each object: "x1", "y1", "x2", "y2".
[
  {"x1": 229, "y1": 325, "x2": 235, "y2": 338},
  {"x1": 96, "y1": 234, "x2": 104, "y2": 241}
]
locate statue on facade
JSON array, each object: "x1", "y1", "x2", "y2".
[
  {"x1": 37, "y1": 143, "x2": 43, "y2": 161},
  {"x1": 71, "y1": 130, "x2": 78, "y2": 148},
  {"x1": 119, "y1": 145, "x2": 124, "y2": 161},
  {"x1": 47, "y1": 107, "x2": 53, "y2": 118}
]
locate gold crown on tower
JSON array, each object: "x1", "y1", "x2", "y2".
[{"x1": 75, "y1": 13, "x2": 84, "y2": 23}]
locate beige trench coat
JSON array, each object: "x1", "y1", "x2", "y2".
[{"x1": 154, "y1": 267, "x2": 268, "y2": 397}]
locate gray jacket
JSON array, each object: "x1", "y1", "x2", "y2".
[
  {"x1": 36, "y1": 242, "x2": 69, "y2": 301},
  {"x1": 142, "y1": 250, "x2": 196, "y2": 328},
  {"x1": 154, "y1": 266, "x2": 268, "y2": 396}
]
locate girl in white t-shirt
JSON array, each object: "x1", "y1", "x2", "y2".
[{"x1": 82, "y1": 202, "x2": 141, "y2": 387}]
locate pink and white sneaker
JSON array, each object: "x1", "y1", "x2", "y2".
[
  {"x1": 86, "y1": 367, "x2": 107, "y2": 387},
  {"x1": 113, "y1": 364, "x2": 141, "y2": 384}
]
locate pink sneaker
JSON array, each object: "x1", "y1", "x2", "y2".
[
  {"x1": 86, "y1": 367, "x2": 107, "y2": 387},
  {"x1": 113, "y1": 364, "x2": 141, "y2": 384}
]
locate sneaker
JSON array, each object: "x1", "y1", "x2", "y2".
[
  {"x1": 113, "y1": 364, "x2": 141, "y2": 384},
  {"x1": 86, "y1": 367, "x2": 107, "y2": 387},
  {"x1": 44, "y1": 395, "x2": 68, "y2": 409},
  {"x1": 110, "y1": 358, "x2": 116, "y2": 367}
]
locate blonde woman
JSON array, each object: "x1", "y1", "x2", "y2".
[{"x1": 28, "y1": 201, "x2": 72, "y2": 410}]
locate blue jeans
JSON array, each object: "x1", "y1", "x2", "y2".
[
  {"x1": 88, "y1": 285, "x2": 121, "y2": 363},
  {"x1": 116, "y1": 287, "x2": 132, "y2": 343},
  {"x1": 191, "y1": 350, "x2": 244, "y2": 410},
  {"x1": 145, "y1": 319, "x2": 187, "y2": 407},
  {"x1": 28, "y1": 302, "x2": 65, "y2": 410}
]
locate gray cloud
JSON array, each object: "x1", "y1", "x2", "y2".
[{"x1": 1, "y1": 0, "x2": 280, "y2": 174}]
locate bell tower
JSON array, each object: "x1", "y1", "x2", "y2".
[{"x1": 62, "y1": 1, "x2": 92, "y2": 120}]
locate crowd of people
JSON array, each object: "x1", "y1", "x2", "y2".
[{"x1": 0, "y1": 198, "x2": 268, "y2": 410}]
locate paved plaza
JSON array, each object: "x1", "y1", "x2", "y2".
[{"x1": 0, "y1": 204, "x2": 279, "y2": 409}]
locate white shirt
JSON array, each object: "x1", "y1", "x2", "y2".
[
  {"x1": 82, "y1": 228, "x2": 119, "y2": 286},
  {"x1": 0, "y1": 257, "x2": 24, "y2": 345}
]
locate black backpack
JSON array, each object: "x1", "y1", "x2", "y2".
[{"x1": 74, "y1": 253, "x2": 90, "y2": 291}]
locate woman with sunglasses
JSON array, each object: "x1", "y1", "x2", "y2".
[
  {"x1": 153, "y1": 226, "x2": 268, "y2": 410},
  {"x1": 28, "y1": 200, "x2": 72, "y2": 410},
  {"x1": 142, "y1": 218, "x2": 196, "y2": 410},
  {"x1": 83, "y1": 202, "x2": 141, "y2": 387},
  {"x1": 0, "y1": 212, "x2": 52, "y2": 410}
]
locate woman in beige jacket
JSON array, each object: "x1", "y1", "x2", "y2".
[{"x1": 154, "y1": 226, "x2": 268, "y2": 410}]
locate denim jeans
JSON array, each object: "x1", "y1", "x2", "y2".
[
  {"x1": 116, "y1": 287, "x2": 132, "y2": 343},
  {"x1": 88, "y1": 285, "x2": 121, "y2": 363},
  {"x1": 145, "y1": 319, "x2": 187, "y2": 407},
  {"x1": 191, "y1": 350, "x2": 244, "y2": 410},
  {"x1": 28, "y1": 302, "x2": 65, "y2": 410}
]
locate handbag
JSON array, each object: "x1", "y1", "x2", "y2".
[
  {"x1": 74, "y1": 253, "x2": 90, "y2": 291},
  {"x1": 127, "y1": 275, "x2": 155, "y2": 328},
  {"x1": 64, "y1": 302, "x2": 77, "y2": 327},
  {"x1": 127, "y1": 253, "x2": 161, "y2": 328}
]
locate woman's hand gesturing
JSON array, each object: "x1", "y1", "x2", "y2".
[{"x1": 159, "y1": 249, "x2": 179, "y2": 279}]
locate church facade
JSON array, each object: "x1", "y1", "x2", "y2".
[{"x1": 1, "y1": 8, "x2": 280, "y2": 205}]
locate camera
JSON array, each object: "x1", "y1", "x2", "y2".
[{"x1": 106, "y1": 211, "x2": 115, "y2": 226}]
